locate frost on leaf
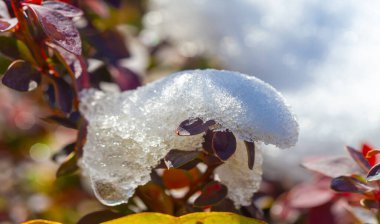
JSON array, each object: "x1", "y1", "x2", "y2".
[
  {"x1": 79, "y1": 69, "x2": 299, "y2": 206},
  {"x1": 27, "y1": 4, "x2": 82, "y2": 55}
]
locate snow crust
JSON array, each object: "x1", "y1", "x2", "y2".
[
  {"x1": 80, "y1": 69, "x2": 298, "y2": 206},
  {"x1": 215, "y1": 140, "x2": 263, "y2": 206}
]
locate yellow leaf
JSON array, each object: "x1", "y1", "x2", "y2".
[
  {"x1": 22, "y1": 220, "x2": 61, "y2": 224},
  {"x1": 102, "y1": 212, "x2": 266, "y2": 224}
]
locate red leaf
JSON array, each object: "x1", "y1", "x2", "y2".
[
  {"x1": 137, "y1": 182, "x2": 174, "y2": 214},
  {"x1": 288, "y1": 179, "x2": 334, "y2": 208},
  {"x1": 27, "y1": 4, "x2": 82, "y2": 55},
  {"x1": 0, "y1": 18, "x2": 18, "y2": 32},
  {"x1": 162, "y1": 168, "x2": 196, "y2": 189},
  {"x1": 362, "y1": 143, "x2": 377, "y2": 166},
  {"x1": 194, "y1": 181, "x2": 228, "y2": 207},
  {"x1": 42, "y1": 1, "x2": 83, "y2": 18},
  {"x1": 22, "y1": 0, "x2": 42, "y2": 5}
]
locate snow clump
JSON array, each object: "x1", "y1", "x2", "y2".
[{"x1": 79, "y1": 69, "x2": 298, "y2": 206}]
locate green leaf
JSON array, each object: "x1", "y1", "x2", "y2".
[
  {"x1": 17, "y1": 40, "x2": 36, "y2": 64},
  {"x1": 0, "y1": 55, "x2": 11, "y2": 74},
  {"x1": 0, "y1": 36, "x2": 20, "y2": 59},
  {"x1": 0, "y1": 37, "x2": 35, "y2": 64},
  {"x1": 103, "y1": 212, "x2": 266, "y2": 224}
]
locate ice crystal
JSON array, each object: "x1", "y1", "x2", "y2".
[{"x1": 80, "y1": 69, "x2": 298, "y2": 206}]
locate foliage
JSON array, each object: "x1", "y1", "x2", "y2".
[
  {"x1": 0, "y1": 0, "x2": 266, "y2": 223},
  {"x1": 269, "y1": 143, "x2": 380, "y2": 223}
]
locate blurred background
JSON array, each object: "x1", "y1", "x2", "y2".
[{"x1": 1, "y1": 0, "x2": 380, "y2": 223}]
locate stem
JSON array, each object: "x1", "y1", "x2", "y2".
[{"x1": 11, "y1": 0, "x2": 46, "y2": 68}]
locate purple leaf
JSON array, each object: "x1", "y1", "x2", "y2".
[
  {"x1": 2, "y1": 60, "x2": 40, "y2": 91},
  {"x1": 244, "y1": 141, "x2": 255, "y2": 170},
  {"x1": 48, "y1": 76, "x2": 74, "y2": 113},
  {"x1": 28, "y1": 4, "x2": 82, "y2": 55},
  {"x1": 48, "y1": 42, "x2": 82, "y2": 79},
  {"x1": 202, "y1": 130, "x2": 214, "y2": 154},
  {"x1": 212, "y1": 130, "x2": 237, "y2": 161},
  {"x1": 75, "y1": 119, "x2": 87, "y2": 157},
  {"x1": 0, "y1": 17, "x2": 17, "y2": 32},
  {"x1": 211, "y1": 198, "x2": 238, "y2": 213},
  {"x1": 108, "y1": 66, "x2": 140, "y2": 91},
  {"x1": 366, "y1": 163, "x2": 380, "y2": 181},
  {"x1": 176, "y1": 118, "x2": 216, "y2": 136},
  {"x1": 346, "y1": 146, "x2": 371, "y2": 172},
  {"x1": 107, "y1": 0, "x2": 123, "y2": 7},
  {"x1": 331, "y1": 176, "x2": 373, "y2": 193},
  {"x1": 42, "y1": 115, "x2": 77, "y2": 129},
  {"x1": 86, "y1": 28, "x2": 130, "y2": 64},
  {"x1": 194, "y1": 181, "x2": 228, "y2": 207},
  {"x1": 302, "y1": 156, "x2": 359, "y2": 178},
  {"x1": 164, "y1": 149, "x2": 202, "y2": 170},
  {"x1": 42, "y1": 1, "x2": 83, "y2": 18}
]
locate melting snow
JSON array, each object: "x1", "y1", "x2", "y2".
[{"x1": 80, "y1": 69, "x2": 298, "y2": 206}]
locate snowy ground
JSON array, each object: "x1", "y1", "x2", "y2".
[{"x1": 144, "y1": 0, "x2": 380, "y2": 180}]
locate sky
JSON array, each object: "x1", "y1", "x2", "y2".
[{"x1": 144, "y1": 0, "x2": 380, "y2": 180}]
